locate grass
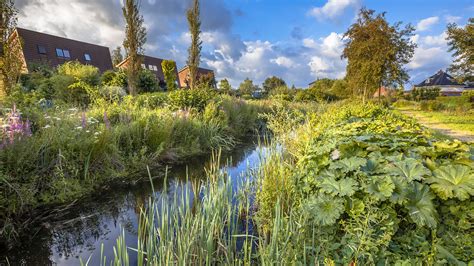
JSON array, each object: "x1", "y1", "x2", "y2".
[{"x1": 394, "y1": 97, "x2": 474, "y2": 134}]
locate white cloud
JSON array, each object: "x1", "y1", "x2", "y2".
[
  {"x1": 271, "y1": 56, "x2": 296, "y2": 68},
  {"x1": 309, "y1": 0, "x2": 360, "y2": 20},
  {"x1": 416, "y1": 16, "x2": 439, "y2": 32},
  {"x1": 445, "y1": 15, "x2": 462, "y2": 24}
]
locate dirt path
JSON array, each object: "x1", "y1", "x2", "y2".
[{"x1": 401, "y1": 110, "x2": 474, "y2": 143}]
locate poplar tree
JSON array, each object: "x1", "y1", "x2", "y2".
[
  {"x1": 186, "y1": 0, "x2": 202, "y2": 89},
  {"x1": 446, "y1": 18, "x2": 473, "y2": 83},
  {"x1": 342, "y1": 8, "x2": 415, "y2": 102},
  {"x1": 122, "y1": 0, "x2": 147, "y2": 95},
  {"x1": 0, "y1": 0, "x2": 23, "y2": 96}
]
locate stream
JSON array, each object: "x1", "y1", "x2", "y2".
[{"x1": 2, "y1": 139, "x2": 268, "y2": 265}]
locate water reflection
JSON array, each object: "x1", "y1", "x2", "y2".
[{"x1": 2, "y1": 140, "x2": 267, "y2": 265}]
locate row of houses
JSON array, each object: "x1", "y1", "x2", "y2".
[
  {"x1": 374, "y1": 70, "x2": 473, "y2": 98},
  {"x1": 12, "y1": 27, "x2": 215, "y2": 89}
]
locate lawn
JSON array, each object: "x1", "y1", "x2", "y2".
[{"x1": 394, "y1": 97, "x2": 474, "y2": 134}]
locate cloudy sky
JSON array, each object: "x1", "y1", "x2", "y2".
[{"x1": 16, "y1": 0, "x2": 473, "y2": 88}]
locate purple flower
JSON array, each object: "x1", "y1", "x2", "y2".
[{"x1": 1, "y1": 104, "x2": 32, "y2": 147}]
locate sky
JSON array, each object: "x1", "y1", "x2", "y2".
[{"x1": 16, "y1": 0, "x2": 474, "y2": 88}]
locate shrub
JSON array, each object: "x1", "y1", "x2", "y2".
[
  {"x1": 57, "y1": 61, "x2": 100, "y2": 86},
  {"x1": 133, "y1": 92, "x2": 168, "y2": 109},
  {"x1": 138, "y1": 69, "x2": 159, "y2": 93},
  {"x1": 99, "y1": 86, "x2": 127, "y2": 102},
  {"x1": 161, "y1": 60, "x2": 178, "y2": 91},
  {"x1": 167, "y1": 88, "x2": 215, "y2": 111}
]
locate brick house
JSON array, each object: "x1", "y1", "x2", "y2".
[
  {"x1": 178, "y1": 66, "x2": 216, "y2": 88},
  {"x1": 12, "y1": 27, "x2": 113, "y2": 73},
  {"x1": 116, "y1": 55, "x2": 179, "y2": 88}
]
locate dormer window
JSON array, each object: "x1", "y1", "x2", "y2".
[
  {"x1": 56, "y1": 48, "x2": 64, "y2": 57},
  {"x1": 63, "y1": 50, "x2": 70, "y2": 59},
  {"x1": 56, "y1": 48, "x2": 70, "y2": 59},
  {"x1": 84, "y1": 53, "x2": 91, "y2": 61},
  {"x1": 37, "y1": 45, "x2": 47, "y2": 55}
]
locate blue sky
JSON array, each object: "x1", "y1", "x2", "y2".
[{"x1": 16, "y1": 0, "x2": 474, "y2": 88}]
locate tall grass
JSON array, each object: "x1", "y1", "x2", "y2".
[{"x1": 0, "y1": 94, "x2": 267, "y2": 247}]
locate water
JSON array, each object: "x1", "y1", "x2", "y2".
[{"x1": 2, "y1": 140, "x2": 268, "y2": 265}]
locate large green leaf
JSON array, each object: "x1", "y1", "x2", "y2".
[
  {"x1": 329, "y1": 157, "x2": 367, "y2": 173},
  {"x1": 388, "y1": 158, "x2": 431, "y2": 182},
  {"x1": 390, "y1": 176, "x2": 410, "y2": 204},
  {"x1": 365, "y1": 176, "x2": 395, "y2": 201},
  {"x1": 319, "y1": 176, "x2": 358, "y2": 197},
  {"x1": 405, "y1": 182, "x2": 437, "y2": 228},
  {"x1": 426, "y1": 165, "x2": 474, "y2": 201},
  {"x1": 303, "y1": 194, "x2": 345, "y2": 226}
]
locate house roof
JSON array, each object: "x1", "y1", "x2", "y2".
[
  {"x1": 416, "y1": 70, "x2": 463, "y2": 87},
  {"x1": 15, "y1": 27, "x2": 113, "y2": 73},
  {"x1": 178, "y1": 65, "x2": 214, "y2": 74},
  {"x1": 117, "y1": 55, "x2": 179, "y2": 81}
]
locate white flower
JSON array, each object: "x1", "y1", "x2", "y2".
[
  {"x1": 94, "y1": 132, "x2": 100, "y2": 135},
  {"x1": 86, "y1": 130, "x2": 90, "y2": 133},
  {"x1": 43, "y1": 125, "x2": 51, "y2": 129},
  {"x1": 76, "y1": 126, "x2": 83, "y2": 130},
  {"x1": 331, "y1": 149, "x2": 340, "y2": 160},
  {"x1": 44, "y1": 116, "x2": 51, "y2": 119}
]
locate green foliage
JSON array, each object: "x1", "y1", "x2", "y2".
[
  {"x1": 186, "y1": 0, "x2": 202, "y2": 89},
  {"x1": 0, "y1": 93, "x2": 265, "y2": 246},
  {"x1": 411, "y1": 87, "x2": 441, "y2": 101},
  {"x1": 57, "y1": 61, "x2": 100, "y2": 86},
  {"x1": 167, "y1": 88, "x2": 215, "y2": 111},
  {"x1": 137, "y1": 69, "x2": 159, "y2": 93},
  {"x1": 427, "y1": 165, "x2": 474, "y2": 201},
  {"x1": 343, "y1": 8, "x2": 416, "y2": 101},
  {"x1": 263, "y1": 76, "x2": 286, "y2": 95},
  {"x1": 238, "y1": 78, "x2": 258, "y2": 97},
  {"x1": 218, "y1": 78, "x2": 232, "y2": 94},
  {"x1": 304, "y1": 194, "x2": 345, "y2": 226},
  {"x1": 257, "y1": 101, "x2": 474, "y2": 263},
  {"x1": 161, "y1": 60, "x2": 177, "y2": 91},
  {"x1": 446, "y1": 18, "x2": 474, "y2": 82},
  {"x1": 122, "y1": 0, "x2": 147, "y2": 95}
]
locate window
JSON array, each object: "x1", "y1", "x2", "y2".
[
  {"x1": 56, "y1": 48, "x2": 64, "y2": 57},
  {"x1": 37, "y1": 45, "x2": 47, "y2": 55},
  {"x1": 56, "y1": 48, "x2": 70, "y2": 59},
  {"x1": 148, "y1": 65, "x2": 153, "y2": 70},
  {"x1": 154, "y1": 65, "x2": 158, "y2": 71},
  {"x1": 84, "y1": 53, "x2": 91, "y2": 61},
  {"x1": 63, "y1": 49, "x2": 70, "y2": 59},
  {"x1": 141, "y1": 64, "x2": 146, "y2": 69}
]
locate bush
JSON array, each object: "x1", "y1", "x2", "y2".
[
  {"x1": 167, "y1": 89, "x2": 216, "y2": 111},
  {"x1": 99, "y1": 86, "x2": 127, "y2": 102},
  {"x1": 138, "y1": 69, "x2": 159, "y2": 93},
  {"x1": 57, "y1": 61, "x2": 100, "y2": 86}
]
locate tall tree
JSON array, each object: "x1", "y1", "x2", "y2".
[
  {"x1": 161, "y1": 60, "x2": 177, "y2": 91},
  {"x1": 122, "y1": 0, "x2": 147, "y2": 95},
  {"x1": 111, "y1": 46, "x2": 124, "y2": 67},
  {"x1": 342, "y1": 8, "x2": 416, "y2": 102},
  {"x1": 446, "y1": 18, "x2": 473, "y2": 83},
  {"x1": 0, "y1": 0, "x2": 23, "y2": 96},
  {"x1": 238, "y1": 78, "x2": 257, "y2": 96},
  {"x1": 186, "y1": 0, "x2": 202, "y2": 89},
  {"x1": 262, "y1": 76, "x2": 286, "y2": 95},
  {"x1": 219, "y1": 78, "x2": 232, "y2": 94}
]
